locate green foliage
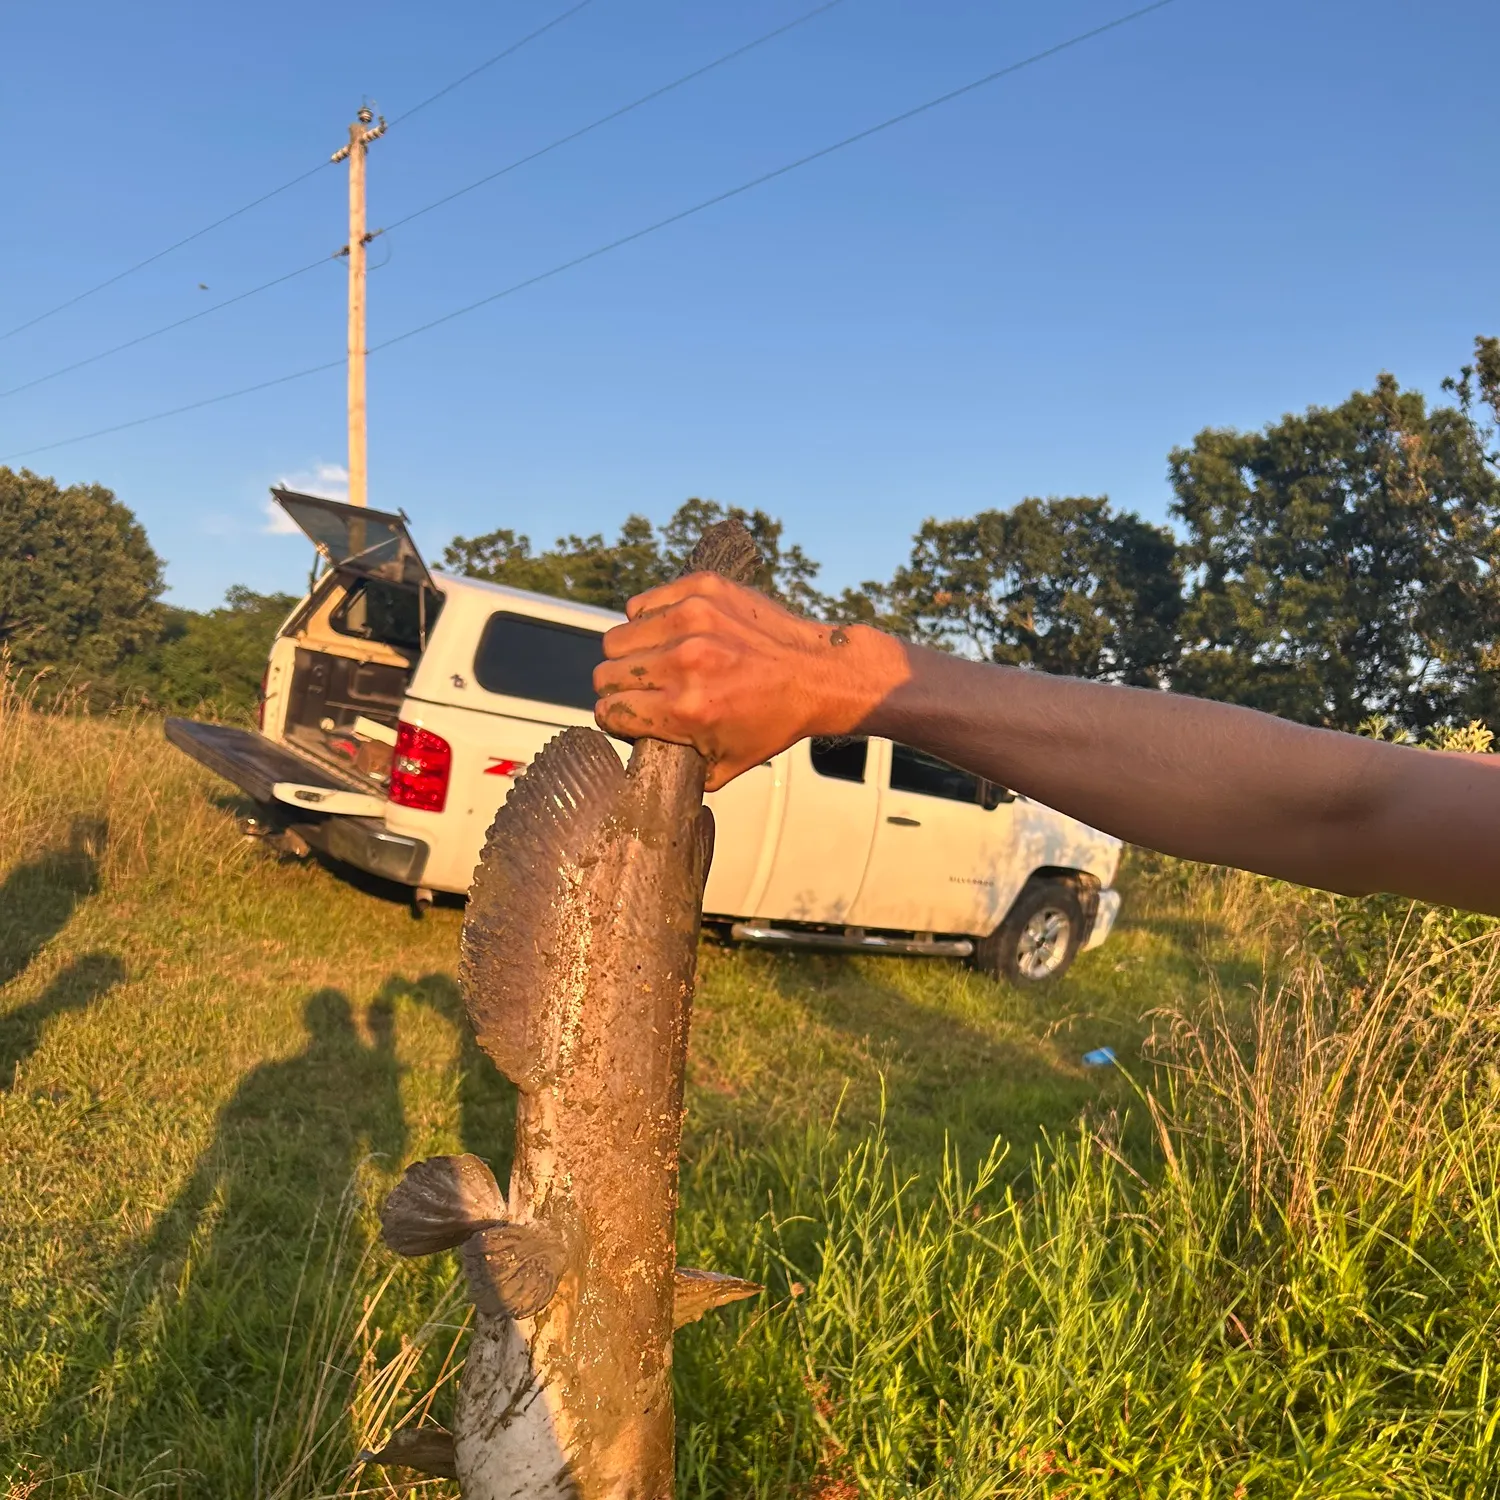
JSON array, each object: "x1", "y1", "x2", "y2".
[
  {"x1": 115, "y1": 586, "x2": 298, "y2": 717},
  {"x1": 1171, "y1": 365, "x2": 1500, "y2": 732},
  {"x1": 440, "y1": 513, "x2": 666, "y2": 612},
  {"x1": 441, "y1": 498, "x2": 829, "y2": 615},
  {"x1": 876, "y1": 496, "x2": 1182, "y2": 683},
  {"x1": 1296, "y1": 719, "x2": 1499, "y2": 992},
  {"x1": 0, "y1": 466, "x2": 164, "y2": 677}
]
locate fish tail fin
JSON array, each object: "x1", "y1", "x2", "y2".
[{"x1": 682, "y1": 517, "x2": 762, "y2": 584}]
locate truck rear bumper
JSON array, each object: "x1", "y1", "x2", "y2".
[
  {"x1": 165, "y1": 718, "x2": 428, "y2": 888},
  {"x1": 1082, "y1": 888, "x2": 1121, "y2": 951},
  {"x1": 313, "y1": 817, "x2": 430, "y2": 887}
]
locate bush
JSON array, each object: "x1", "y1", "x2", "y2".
[{"x1": 114, "y1": 586, "x2": 298, "y2": 718}]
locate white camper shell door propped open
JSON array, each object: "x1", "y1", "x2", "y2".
[{"x1": 271, "y1": 487, "x2": 435, "y2": 593}]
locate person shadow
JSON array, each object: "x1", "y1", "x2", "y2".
[
  {"x1": 88, "y1": 986, "x2": 410, "y2": 1492},
  {"x1": 0, "y1": 816, "x2": 107, "y2": 989},
  {"x1": 0, "y1": 951, "x2": 125, "y2": 1091}
]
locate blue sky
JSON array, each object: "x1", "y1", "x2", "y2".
[{"x1": 2, "y1": 0, "x2": 1497, "y2": 609}]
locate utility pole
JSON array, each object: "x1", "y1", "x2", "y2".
[{"x1": 332, "y1": 106, "x2": 386, "y2": 508}]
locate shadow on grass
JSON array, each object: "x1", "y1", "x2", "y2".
[
  {"x1": 698, "y1": 948, "x2": 1111, "y2": 1164},
  {"x1": 1111, "y1": 910, "x2": 1271, "y2": 1011},
  {"x1": 0, "y1": 951, "x2": 125, "y2": 1091},
  {"x1": 0, "y1": 817, "x2": 107, "y2": 989},
  {"x1": 396, "y1": 970, "x2": 518, "y2": 1181},
  {"x1": 72, "y1": 985, "x2": 412, "y2": 1483}
]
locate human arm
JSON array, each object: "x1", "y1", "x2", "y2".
[{"x1": 592, "y1": 573, "x2": 1500, "y2": 916}]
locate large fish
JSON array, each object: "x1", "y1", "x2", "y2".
[{"x1": 372, "y1": 521, "x2": 763, "y2": 1498}]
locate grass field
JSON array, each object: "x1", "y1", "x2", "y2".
[{"x1": 4, "y1": 677, "x2": 1500, "y2": 1498}]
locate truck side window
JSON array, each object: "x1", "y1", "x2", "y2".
[
  {"x1": 809, "y1": 736, "x2": 868, "y2": 782},
  {"x1": 890, "y1": 743, "x2": 1009, "y2": 808},
  {"x1": 473, "y1": 612, "x2": 605, "y2": 710}
]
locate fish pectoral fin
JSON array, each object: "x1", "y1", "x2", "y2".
[
  {"x1": 359, "y1": 1425, "x2": 458, "y2": 1480},
  {"x1": 673, "y1": 1266, "x2": 763, "y2": 1328},
  {"x1": 380, "y1": 1154, "x2": 505, "y2": 1256},
  {"x1": 462, "y1": 1222, "x2": 569, "y2": 1319}
]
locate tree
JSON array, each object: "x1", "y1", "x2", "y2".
[
  {"x1": 441, "y1": 499, "x2": 830, "y2": 614},
  {"x1": 117, "y1": 586, "x2": 299, "y2": 715},
  {"x1": 440, "y1": 515, "x2": 666, "y2": 612},
  {"x1": 0, "y1": 467, "x2": 163, "y2": 677},
  {"x1": 878, "y1": 496, "x2": 1182, "y2": 685},
  {"x1": 1171, "y1": 362, "x2": 1500, "y2": 733}
]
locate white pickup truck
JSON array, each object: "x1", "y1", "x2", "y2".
[{"x1": 167, "y1": 490, "x2": 1123, "y2": 984}]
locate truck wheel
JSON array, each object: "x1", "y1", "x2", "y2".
[{"x1": 973, "y1": 879, "x2": 1085, "y2": 986}]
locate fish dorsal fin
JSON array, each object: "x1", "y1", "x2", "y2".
[
  {"x1": 683, "y1": 518, "x2": 762, "y2": 584},
  {"x1": 461, "y1": 726, "x2": 626, "y2": 1089}
]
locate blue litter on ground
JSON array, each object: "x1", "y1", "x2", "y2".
[{"x1": 1081, "y1": 1047, "x2": 1117, "y2": 1067}]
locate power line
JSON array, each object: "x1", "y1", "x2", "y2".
[
  {"x1": 0, "y1": 0, "x2": 848, "y2": 402},
  {"x1": 4, "y1": 0, "x2": 1177, "y2": 463},
  {"x1": 0, "y1": 163, "x2": 333, "y2": 346},
  {"x1": 388, "y1": 0, "x2": 596, "y2": 126},
  {"x1": 0, "y1": 256, "x2": 337, "y2": 400},
  {"x1": 3, "y1": 358, "x2": 346, "y2": 461},
  {"x1": 0, "y1": 0, "x2": 599, "y2": 347},
  {"x1": 376, "y1": 0, "x2": 1179, "y2": 355},
  {"x1": 383, "y1": 0, "x2": 849, "y2": 234}
]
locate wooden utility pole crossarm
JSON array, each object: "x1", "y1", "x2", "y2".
[{"x1": 332, "y1": 106, "x2": 386, "y2": 509}]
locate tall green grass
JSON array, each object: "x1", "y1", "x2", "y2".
[{"x1": 4, "y1": 669, "x2": 1499, "y2": 1497}]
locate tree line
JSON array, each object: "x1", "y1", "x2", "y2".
[{"x1": 6, "y1": 335, "x2": 1499, "y2": 735}]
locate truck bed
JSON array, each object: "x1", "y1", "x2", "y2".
[{"x1": 164, "y1": 718, "x2": 370, "y2": 804}]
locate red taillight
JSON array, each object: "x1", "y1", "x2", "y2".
[
  {"x1": 257, "y1": 666, "x2": 269, "y2": 731},
  {"x1": 390, "y1": 722, "x2": 452, "y2": 812}
]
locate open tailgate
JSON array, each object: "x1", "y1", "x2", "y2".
[{"x1": 165, "y1": 718, "x2": 370, "y2": 804}]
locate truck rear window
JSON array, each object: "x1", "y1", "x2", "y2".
[
  {"x1": 331, "y1": 578, "x2": 441, "y2": 653},
  {"x1": 474, "y1": 612, "x2": 605, "y2": 710}
]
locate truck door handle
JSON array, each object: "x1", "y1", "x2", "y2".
[{"x1": 886, "y1": 815, "x2": 921, "y2": 827}]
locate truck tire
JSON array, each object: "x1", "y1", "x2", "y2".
[{"x1": 973, "y1": 878, "x2": 1085, "y2": 986}]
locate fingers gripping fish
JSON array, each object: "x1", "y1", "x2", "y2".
[{"x1": 372, "y1": 522, "x2": 764, "y2": 1498}]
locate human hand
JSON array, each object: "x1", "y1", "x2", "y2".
[{"x1": 593, "y1": 573, "x2": 908, "y2": 790}]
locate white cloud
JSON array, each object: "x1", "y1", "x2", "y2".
[
  {"x1": 264, "y1": 502, "x2": 302, "y2": 535},
  {"x1": 264, "y1": 462, "x2": 349, "y2": 534}
]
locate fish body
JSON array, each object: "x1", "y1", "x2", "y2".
[
  {"x1": 378, "y1": 523, "x2": 761, "y2": 1498},
  {"x1": 456, "y1": 730, "x2": 712, "y2": 1498}
]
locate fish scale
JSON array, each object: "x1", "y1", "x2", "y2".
[{"x1": 372, "y1": 520, "x2": 764, "y2": 1497}]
